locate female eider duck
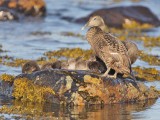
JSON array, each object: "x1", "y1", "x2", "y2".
[
  {"x1": 82, "y1": 16, "x2": 136, "y2": 78},
  {"x1": 82, "y1": 15, "x2": 139, "y2": 65}
]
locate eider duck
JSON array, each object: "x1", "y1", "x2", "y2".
[{"x1": 82, "y1": 16, "x2": 134, "y2": 78}]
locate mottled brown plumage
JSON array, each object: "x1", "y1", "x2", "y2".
[
  {"x1": 82, "y1": 16, "x2": 133, "y2": 78},
  {"x1": 22, "y1": 61, "x2": 40, "y2": 74},
  {"x1": 122, "y1": 40, "x2": 139, "y2": 64},
  {"x1": 41, "y1": 61, "x2": 62, "y2": 70},
  {"x1": 65, "y1": 56, "x2": 105, "y2": 73},
  {"x1": 82, "y1": 16, "x2": 139, "y2": 65}
]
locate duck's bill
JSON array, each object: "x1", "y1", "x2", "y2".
[{"x1": 81, "y1": 23, "x2": 88, "y2": 30}]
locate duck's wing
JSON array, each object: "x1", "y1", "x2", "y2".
[
  {"x1": 97, "y1": 32, "x2": 131, "y2": 73},
  {"x1": 122, "y1": 40, "x2": 139, "y2": 64}
]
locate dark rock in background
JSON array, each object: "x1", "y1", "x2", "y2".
[
  {"x1": 75, "y1": 6, "x2": 160, "y2": 28},
  {"x1": 0, "y1": 0, "x2": 46, "y2": 21}
]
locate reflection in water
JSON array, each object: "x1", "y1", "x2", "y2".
[{"x1": 0, "y1": 98, "x2": 157, "y2": 119}]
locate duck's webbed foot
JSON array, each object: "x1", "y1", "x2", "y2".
[
  {"x1": 107, "y1": 72, "x2": 117, "y2": 79},
  {"x1": 100, "y1": 69, "x2": 118, "y2": 79},
  {"x1": 100, "y1": 67, "x2": 111, "y2": 77}
]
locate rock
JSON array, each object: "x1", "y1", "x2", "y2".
[
  {"x1": 0, "y1": 0, "x2": 46, "y2": 20},
  {"x1": 0, "y1": 8, "x2": 18, "y2": 21},
  {"x1": 75, "y1": 6, "x2": 160, "y2": 28},
  {"x1": 0, "y1": 80, "x2": 13, "y2": 98},
  {"x1": 12, "y1": 69, "x2": 159, "y2": 105}
]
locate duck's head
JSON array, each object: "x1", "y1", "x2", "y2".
[{"x1": 81, "y1": 16, "x2": 106, "y2": 30}]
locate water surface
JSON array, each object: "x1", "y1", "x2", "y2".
[{"x1": 0, "y1": 0, "x2": 160, "y2": 119}]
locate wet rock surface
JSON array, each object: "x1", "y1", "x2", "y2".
[
  {"x1": 0, "y1": 8, "x2": 18, "y2": 21},
  {"x1": 8, "y1": 69, "x2": 158, "y2": 105},
  {"x1": 75, "y1": 6, "x2": 160, "y2": 28},
  {"x1": 0, "y1": 0, "x2": 46, "y2": 21}
]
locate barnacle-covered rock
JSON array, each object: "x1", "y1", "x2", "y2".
[
  {"x1": 0, "y1": 0, "x2": 46, "y2": 20},
  {"x1": 9, "y1": 69, "x2": 159, "y2": 105},
  {"x1": 133, "y1": 67, "x2": 160, "y2": 81},
  {"x1": 0, "y1": 8, "x2": 18, "y2": 21}
]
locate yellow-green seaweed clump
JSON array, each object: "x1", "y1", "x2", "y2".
[
  {"x1": 110, "y1": 27, "x2": 160, "y2": 47},
  {"x1": 122, "y1": 19, "x2": 153, "y2": 30},
  {"x1": 133, "y1": 67, "x2": 160, "y2": 81},
  {"x1": 37, "y1": 57, "x2": 58, "y2": 66},
  {"x1": 140, "y1": 36, "x2": 160, "y2": 47},
  {"x1": 0, "y1": 102, "x2": 55, "y2": 119},
  {"x1": 13, "y1": 78, "x2": 55, "y2": 103},
  {"x1": 139, "y1": 51, "x2": 160, "y2": 66},
  {"x1": 0, "y1": 73, "x2": 15, "y2": 82},
  {"x1": 44, "y1": 48, "x2": 93, "y2": 60},
  {"x1": 4, "y1": 58, "x2": 30, "y2": 67},
  {"x1": 61, "y1": 32, "x2": 85, "y2": 39}
]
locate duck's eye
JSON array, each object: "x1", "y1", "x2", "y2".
[{"x1": 93, "y1": 18, "x2": 96, "y2": 20}]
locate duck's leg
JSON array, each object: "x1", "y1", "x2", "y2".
[
  {"x1": 107, "y1": 71, "x2": 117, "y2": 79},
  {"x1": 113, "y1": 72, "x2": 117, "y2": 78},
  {"x1": 101, "y1": 67, "x2": 111, "y2": 77}
]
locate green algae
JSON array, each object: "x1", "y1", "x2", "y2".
[
  {"x1": 0, "y1": 55, "x2": 57, "y2": 68},
  {"x1": 13, "y1": 78, "x2": 55, "y2": 103},
  {"x1": 109, "y1": 28, "x2": 160, "y2": 47},
  {"x1": 4, "y1": 58, "x2": 30, "y2": 67},
  {"x1": 0, "y1": 102, "x2": 55, "y2": 119},
  {"x1": 37, "y1": 57, "x2": 58, "y2": 66},
  {"x1": 133, "y1": 67, "x2": 160, "y2": 81},
  {"x1": 44, "y1": 48, "x2": 93, "y2": 60},
  {"x1": 0, "y1": 56, "x2": 57, "y2": 67},
  {"x1": 30, "y1": 31, "x2": 52, "y2": 36},
  {"x1": 140, "y1": 36, "x2": 160, "y2": 47},
  {"x1": 1, "y1": 47, "x2": 159, "y2": 70},
  {"x1": 122, "y1": 19, "x2": 153, "y2": 30},
  {"x1": 139, "y1": 51, "x2": 160, "y2": 66},
  {"x1": 0, "y1": 73, "x2": 15, "y2": 82},
  {"x1": 61, "y1": 32, "x2": 85, "y2": 39}
]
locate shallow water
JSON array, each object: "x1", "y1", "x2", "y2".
[{"x1": 0, "y1": 0, "x2": 160, "y2": 119}]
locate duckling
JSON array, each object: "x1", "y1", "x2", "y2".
[
  {"x1": 75, "y1": 56, "x2": 105, "y2": 73},
  {"x1": 41, "y1": 61, "x2": 62, "y2": 70},
  {"x1": 82, "y1": 15, "x2": 134, "y2": 79},
  {"x1": 22, "y1": 61, "x2": 40, "y2": 74},
  {"x1": 65, "y1": 56, "x2": 105, "y2": 73}
]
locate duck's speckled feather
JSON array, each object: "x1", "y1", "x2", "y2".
[{"x1": 87, "y1": 27, "x2": 131, "y2": 74}]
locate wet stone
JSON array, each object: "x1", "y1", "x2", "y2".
[
  {"x1": 75, "y1": 6, "x2": 160, "y2": 28},
  {"x1": 0, "y1": 0, "x2": 46, "y2": 21},
  {"x1": 10, "y1": 69, "x2": 159, "y2": 105},
  {"x1": 0, "y1": 8, "x2": 18, "y2": 21}
]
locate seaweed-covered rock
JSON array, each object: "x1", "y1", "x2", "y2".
[
  {"x1": 0, "y1": 8, "x2": 18, "y2": 21},
  {"x1": 0, "y1": 0, "x2": 46, "y2": 20},
  {"x1": 75, "y1": 6, "x2": 160, "y2": 28},
  {"x1": 11, "y1": 69, "x2": 159, "y2": 105}
]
